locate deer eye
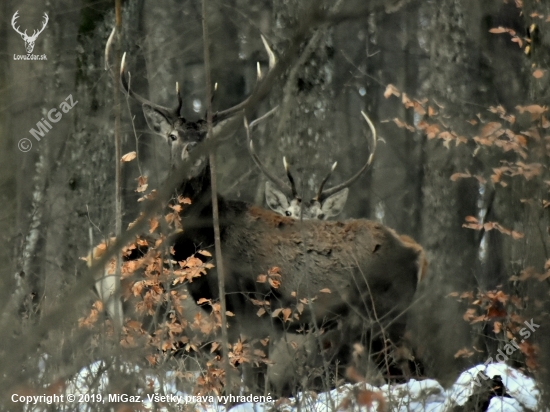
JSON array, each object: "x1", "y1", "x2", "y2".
[
  {"x1": 169, "y1": 133, "x2": 177, "y2": 142},
  {"x1": 285, "y1": 211, "x2": 292, "y2": 217}
]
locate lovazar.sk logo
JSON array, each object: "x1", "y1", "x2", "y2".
[{"x1": 12, "y1": 10, "x2": 48, "y2": 60}]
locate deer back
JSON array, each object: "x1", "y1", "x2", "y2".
[{"x1": 212, "y1": 207, "x2": 422, "y2": 335}]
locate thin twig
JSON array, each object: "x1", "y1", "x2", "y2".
[
  {"x1": 113, "y1": 0, "x2": 123, "y2": 333},
  {"x1": 202, "y1": 0, "x2": 232, "y2": 392}
]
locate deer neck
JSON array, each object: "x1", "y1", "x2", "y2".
[
  {"x1": 176, "y1": 163, "x2": 212, "y2": 201},
  {"x1": 174, "y1": 162, "x2": 250, "y2": 245}
]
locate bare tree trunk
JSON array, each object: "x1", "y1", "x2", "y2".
[
  {"x1": 268, "y1": 0, "x2": 338, "y2": 205},
  {"x1": 411, "y1": 0, "x2": 487, "y2": 385},
  {"x1": 515, "y1": 0, "x2": 550, "y2": 400}
]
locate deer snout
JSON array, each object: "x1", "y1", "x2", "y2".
[{"x1": 181, "y1": 142, "x2": 199, "y2": 161}]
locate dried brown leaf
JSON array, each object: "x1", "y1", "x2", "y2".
[
  {"x1": 450, "y1": 172, "x2": 472, "y2": 181},
  {"x1": 121, "y1": 151, "x2": 137, "y2": 162},
  {"x1": 149, "y1": 217, "x2": 159, "y2": 234},
  {"x1": 384, "y1": 84, "x2": 400, "y2": 98},
  {"x1": 533, "y1": 69, "x2": 545, "y2": 79}
]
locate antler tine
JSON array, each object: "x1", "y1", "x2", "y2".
[
  {"x1": 283, "y1": 157, "x2": 298, "y2": 198},
  {"x1": 175, "y1": 82, "x2": 183, "y2": 116},
  {"x1": 212, "y1": 82, "x2": 218, "y2": 104},
  {"x1": 248, "y1": 105, "x2": 278, "y2": 130},
  {"x1": 104, "y1": 28, "x2": 175, "y2": 116},
  {"x1": 260, "y1": 34, "x2": 277, "y2": 75},
  {"x1": 104, "y1": 27, "x2": 116, "y2": 74},
  {"x1": 215, "y1": 35, "x2": 277, "y2": 122},
  {"x1": 317, "y1": 111, "x2": 377, "y2": 200},
  {"x1": 119, "y1": 52, "x2": 174, "y2": 115},
  {"x1": 314, "y1": 162, "x2": 338, "y2": 201},
  {"x1": 245, "y1": 117, "x2": 291, "y2": 194}
]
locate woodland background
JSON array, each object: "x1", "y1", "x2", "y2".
[{"x1": 1, "y1": 0, "x2": 550, "y2": 409}]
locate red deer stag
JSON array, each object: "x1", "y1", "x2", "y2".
[
  {"x1": 247, "y1": 116, "x2": 427, "y2": 393},
  {"x1": 102, "y1": 28, "x2": 427, "y2": 395}
]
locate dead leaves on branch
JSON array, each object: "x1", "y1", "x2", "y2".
[
  {"x1": 337, "y1": 386, "x2": 386, "y2": 412},
  {"x1": 489, "y1": 26, "x2": 525, "y2": 48},
  {"x1": 488, "y1": 105, "x2": 516, "y2": 124},
  {"x1": 78, "y1": 300, "x2": 103, "y2": 328},
  {"x1": 453, "y1": 160, "x2": 544, "y2": 189},
  {"x1": 516, "y1": 104, "x2": 548, "y2": 121},
  {"x1": 382, "y1": 85, "x2": 466, "y2": 148},
  {"x1": 256, "y1": 266, "x2": 282, "y2": 289},
  {"x1": 509, "y1": 264, "x2": 550, "y2": 283},
  {"x1": 82, "y1": 204, "x2": 273, "y2": 393},
  {"x1": 462, "y1": 216, "x2": 524, "y2": 239},
  {"x1": 195, "y1": 364, "x2": 226, "y2": 396},
  {"x1": 173, "y1": 256, "x2": 214, "y2": 286},
  {"x1": 80, "y1": 223, "x2": 217, "y2": 358},
  {"x1": 383, "y1": 84, "x2": 550, "y2": 160},
  {"x1": 449, "y1": 283, "x2": 542, "y2": 371},
  {"x1": 135, "y1": 175, "x2": 148, "y2": 193},
  {"x1": 391, "y1": 118, "x2": 415, "y2": 132},
  {"x1": 450, "y1": 171, "x2": 486, "y2": 184},
  {"x1": 383, "y1": 84, "x2": 400, "y2": 98},
  {"x1": 492, "y1": 161, "x2": 543, "y2": 185}
]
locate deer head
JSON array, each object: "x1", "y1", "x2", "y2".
[
  {"x1": 12, "y1": 11, "x2": 48, "y2": 54},
  {"x1": 105, "y1": 29, "x2": 276, "y2": 180},
  {"x1": 247, "y1": 111, "x2": 377, "y2": 220}
]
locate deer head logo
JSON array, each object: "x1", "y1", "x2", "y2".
[{"x1": 11, "y1": 11, "x2": 49, "y2": 54}]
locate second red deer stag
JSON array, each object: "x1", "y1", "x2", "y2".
[{"x1": 102, "y1": 29, "x2": 427, "y2": 395}]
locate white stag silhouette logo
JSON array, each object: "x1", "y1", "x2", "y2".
[{"x1": 11, "y1": 11, "x2": 49, "y2": 54}]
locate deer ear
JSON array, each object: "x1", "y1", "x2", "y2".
[
  {"x1": 142, "y1": 105, "x2": 172, "y2": 138},
  {"x1": 265, "y1": 181, "x2": 290, "y2": 214},
  {"x1": 320, "y1": 188, "x2": 348, "y2": 218}
]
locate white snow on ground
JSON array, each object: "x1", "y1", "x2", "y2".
[
  {"x1": 66, "y1": 362, "x2": 545, "y2": 411},
  {"x1": 445, "y1": 363, "x2": 541, "y2": 410}
]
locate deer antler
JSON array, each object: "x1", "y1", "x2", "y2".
[
  {"x1": 248, "y1": 110, "x2": 376, "y2": 203},
  {"x1": 105, "y1": 28, "x2": 179, "y2": 120},
  {"x1": 315, "y1": 111, "x2": 377, "y2": 201},
  {"x1": 283, "y1": 157, "x2": 299, "y2": 199},
  {"x1": 215, "y1": 35, "x2": 277, "y2": 122},
  {"x1": 245, "y1": 108, "x2": 294, "y2": 196},
  {"x1": 107, "y1": 29, "x2": 277, "y2": 124},
  {"x1": 315, "y1": 161, "x2": 338, "y2": 201}
]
